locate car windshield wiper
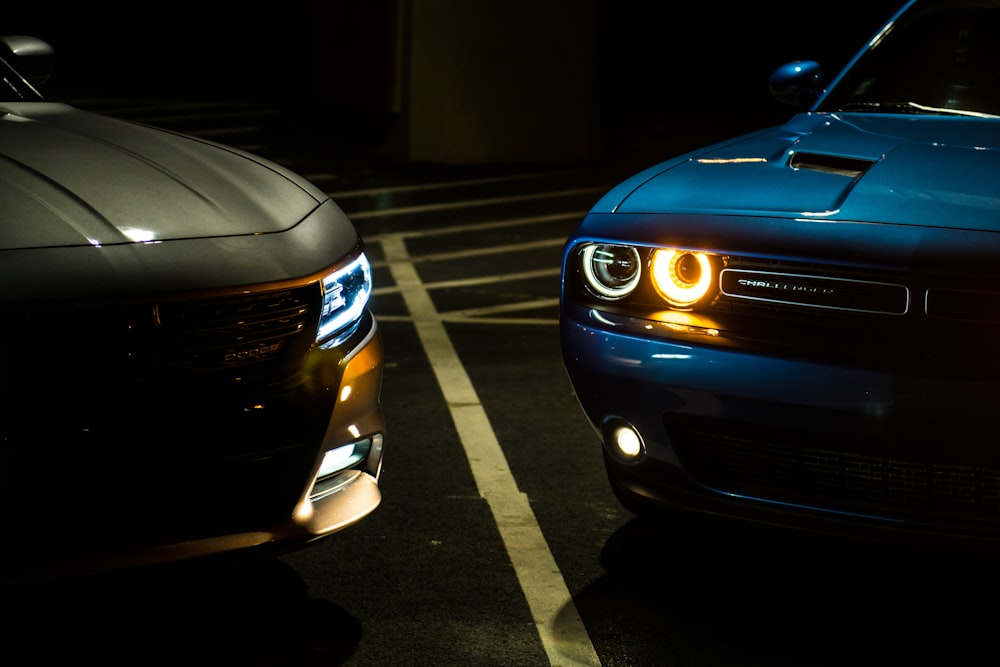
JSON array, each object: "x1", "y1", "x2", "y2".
[{"x1": 829, "y1": 101, "x2": 1000, "y2": 118}]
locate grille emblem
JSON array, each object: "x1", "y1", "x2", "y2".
[
  {"x1": 735, "y1": 277, "x2": 837, "y2": 295},
  {"x1": 721, "y1": 269, "x2": 909, "y2": 315},
  {"x1": 224, "y1": 340, "x2": 283, "y2": 365}
]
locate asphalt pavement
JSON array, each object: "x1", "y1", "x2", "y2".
[{"x1": 6, "y1": 96, "x2": 999, "y2": 667}]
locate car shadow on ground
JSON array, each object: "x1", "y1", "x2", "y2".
[
  {"x1": 4, "y1": 558, "x2": 361, "y2": 665},
  {"x1": 576, "y1": 514, "x2": 999, "y2": 666}
]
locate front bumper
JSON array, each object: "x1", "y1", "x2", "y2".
[
  {"x1": 3, "y1": 312, "x2": 387, "y2": 587},
  {"x1": 561, "y1": 311, "x2": 1000, "y2": 550}
]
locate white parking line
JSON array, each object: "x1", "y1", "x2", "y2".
[
  {"x1": 401, "y1": 237, "x2": 567, "y2": 264},
  {"x1": 324, "y1": 169, "x2": 587, "y2": 197},
  {"x1": 367, "y1": 211, "x2": 584, "y2": 240},
  {"x1": 438, "y1": 298, "x2": 560, "y2": 320},
  {"x1": 347, "y1": 186, "x2": 605, "y2": 219},
  {"x1": 381, "y1": 234, "x2": 601, "y2": 667},
  {"x1": 374, "y1": 267, "x2": 560, "y2": 293}
]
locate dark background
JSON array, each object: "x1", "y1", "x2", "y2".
[{"x1": 4, "y1": 0, "x2": 905, "y2": 160}]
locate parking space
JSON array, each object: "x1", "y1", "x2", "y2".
[{"x1": 12, "y1": 98, "x2": 997, "y2": 666}]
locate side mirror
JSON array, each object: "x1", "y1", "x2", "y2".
[
  {"x1": 0, "y1": 35, "x2": 55, "y2": 86},
  {"x1": 768, "y1": 60, "x2": 823, "y2": 110}
]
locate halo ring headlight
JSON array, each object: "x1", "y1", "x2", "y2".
[
  {"x1": 651, "y1": 249, "x2": 714, "y2": 308},
  {"x1": 580, "y1": 244, "x2": 642, "y2": 300}
]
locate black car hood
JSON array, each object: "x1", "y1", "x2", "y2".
[{"x1": 0, "y1": 102, "x2": 325, "y2": 250}]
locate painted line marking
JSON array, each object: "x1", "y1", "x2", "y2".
[
  {"x1": 365, "y1": 211, "x2": 583, "y2": 244},
  {"x1": 323, "y1": 169, "x2": 588, "y2": 197},
  {"x1": 374, "y1": 267, "x2": 560, "y2": 293},
  {"x1": 376, "y1": 314, "x2": 558, "y2": 326},
  {"x1": 383, "y1": 234, "x2": 600, "y2": 667},
  {"x1": 382, "y1": 237, "x2": 565, "y2": 265},
  {"x1": 347, "y1": 186, "x2": 605, "y2": 219}
]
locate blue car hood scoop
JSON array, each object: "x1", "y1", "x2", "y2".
[{"x1": 612, "y1": 113, "x2": 1000, "y2": 232}]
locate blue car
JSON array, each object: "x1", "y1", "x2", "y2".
[{"x1": 561, "y1": 0, "x2": 1000, "y2": 550}]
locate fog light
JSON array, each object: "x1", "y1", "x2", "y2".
[
  {"x1": 614, "y1": 427, "x2": 642, "y2": 457},
  {"x1": 310, "y1": 435, "x2": 383, "y2": 501},
  {"x1": 318, "y1": 439, "x2": 370, "y2": 479},
  {"x1": 604, "y1": 419, "x2": 644, "y2": 461}
]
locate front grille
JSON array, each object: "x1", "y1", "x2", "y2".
[
  {"x1": 671, "y1": 419, "x2": 1000, "y2": 532},
  {"x1": 0, "y1": 283, "x2": 320, "y2": 388},
  {"x1": 0, "y1": 283, "x2": 332, "y2": 544},
  {"x1": 926, "y1": 287, "x2": 1000, "y2": 323},
  {"x1": 720, "y1": 268, "x2": 909, "y2": 315},
  {"x1": 583, "y1": 253, "x2": 1000, "y2": 376},
  {"x1": 151, "y1": 286, "x2": 318, "y2": 378}
]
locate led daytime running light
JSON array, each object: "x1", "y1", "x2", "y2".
[{"x1": 317, "y1": 253, "x2": 372, "y2": 343}]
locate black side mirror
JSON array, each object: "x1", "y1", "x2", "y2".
[
  {"x1": 768, "y1": 60, "x2": 823, "y2": 110},
  {"x1": 0, "y1": 35, "x2": 55, "y2": 86}
]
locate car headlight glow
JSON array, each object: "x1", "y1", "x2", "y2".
[
  {"x1": 580, "y1": 244, "x2": 642, "y2": 299},
  {"x1": 650, "y1": 248, "x2": 714, "y2": 308},
  {"x1": 317, "y1": 252, "x2": 372, "y2": 344}
]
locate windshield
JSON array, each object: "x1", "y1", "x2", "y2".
[{"x1": 819, "y1": 0, "x2": 1000, "y2": 117}]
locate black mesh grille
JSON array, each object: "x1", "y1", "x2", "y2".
[
  {"x1": 670, "y1": 417, "x2": 1000, "y2": 531},
  {"x1": 151, "y1": 286, "x2": 317, "y2": 378}
]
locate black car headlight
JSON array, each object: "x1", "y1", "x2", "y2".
[{"x1": 316, "y1": 252, "x2": 372, "y2": 346}]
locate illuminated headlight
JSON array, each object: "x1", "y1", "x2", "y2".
[
  {"x1": 317, "y1": 439, "x2": 370, "y2": 479},
  {"x1": 651, "y1": 248, "x2": 715, "y2": 308},
  {"x1": 602, "y1": 418, "x2": 645, "y2": 462},
  {"x1": 310, "y1": 436, "x2": 378, "y2": 501},
  {"x1": 580, "y1": 244, "x2": 642, "y2": 299},
  {"x1": 317, "y1": 253, "x2": 373, "y2": 345}
]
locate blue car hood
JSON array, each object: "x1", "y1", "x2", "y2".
[{"x1": 605, "y1": 113, "x2": 1000, "y2": 232}]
